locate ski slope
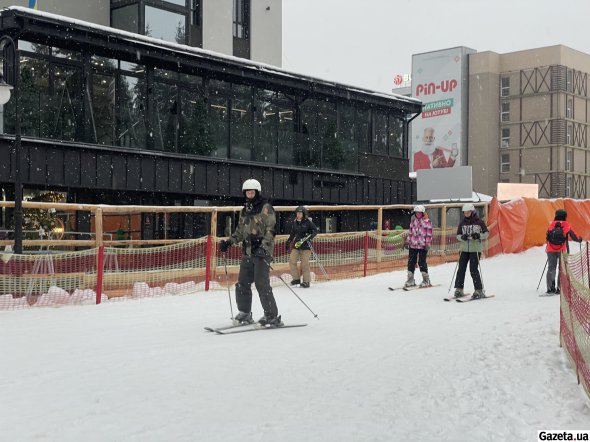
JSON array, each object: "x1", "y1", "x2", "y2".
[{"x1": 1, "y1": 246, "x2": 589, "y2": 441}]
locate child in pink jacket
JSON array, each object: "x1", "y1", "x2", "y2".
[{"x1": 404, "y1": 205, "x2": 433, "y2": 288}]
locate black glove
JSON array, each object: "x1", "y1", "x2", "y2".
[
  {"x1": 219, "y1": 239, "x2": 231, "y2": 253},
  {"x1": 252, "y1": 246, "x2": 272, "y2": 262},
  {"x1": 285, "y1": 243, "x2": 290, "y2": 252},
  {"x1": 403, "y1": 243, "x2": 409, "y2": 250},
  {"x1": 471, "y1": 232, "x2": 480, "y2": 240},
  {"x1": 424, "y1": 245, "x2": 429, "y2": 252},
  {"x1": 460, "y1": 234, "x2": 470, "y2": 241},
  {"x1": 248, "y1": 236, "x2": 262, "y2": 249}
]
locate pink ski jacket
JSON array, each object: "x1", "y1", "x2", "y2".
[{"x1": 406, "y1": 216, "x2": 433, "y2": 250}]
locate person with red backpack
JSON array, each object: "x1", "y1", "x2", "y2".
[{"x1": 545, "y1": 209, "x2": 582, "y2": 294}]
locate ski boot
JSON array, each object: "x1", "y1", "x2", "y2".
[
  {"x1": 300, "y1": 282, "x2": 310, "y2": 288},
  {"x1": 419, "y1": 271, "x2": 431, "y2": 288},
  {"x1": 233, "y1": 311, "x2": 254, "y2": 325},
  {"x1": 555, "y1": 287, "x2": 561, "y2": 295},
  {"x1": 290, "y1": 279, "x2": 301, "y2": 286},
  {"x1": 404, "y1": 271, "x2": 416, "y2": 288},
  {"x1": 453, "y1": 288, "x2": 464, "y2": 298},
  {"x1": 472, "y1": 289, "x2": 485, "y2": 299},
  {"x1": 258, "y1": 315, "x2": 283, "y2": 328}
]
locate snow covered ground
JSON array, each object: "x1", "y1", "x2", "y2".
[{"x1": 1, "y1": 246, "x2": 589, "y2": 441}]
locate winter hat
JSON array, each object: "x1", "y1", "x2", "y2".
[
  {"x1": 295, "y1": 206, "x2": 309, "y2": 217},
  {"x1": 555, "y1": 209, "x2": 567, "y2": 221},
  {"x1": 413, "y1": 205, "x2": 426, "y2": 213}
]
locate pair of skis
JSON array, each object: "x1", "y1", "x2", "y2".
[
  {"x1": 388, "y1": 284, "x2": 442, "y2": 292},
  {"x1": 204, "y1": 321, "x2": 307, "y2": 335},
  {"x1": 388, "y1": 284, "x2": 495, "y2": 302},
  {"x1": 443, "y1": 293, "x2": 495, "y2": 302}
]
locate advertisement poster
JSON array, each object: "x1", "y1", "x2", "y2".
[{"x1": 410, "y1": 47, "x2": 474, "y2": 172}]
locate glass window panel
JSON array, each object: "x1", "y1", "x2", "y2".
[
  {"x1": 317, "y1": 101, "x2": 338, "y2": 169},
  {"x1": 163, "y1": 0, "x2": 186, "y2": 5},
  {"x1": 179, "y1": 83, "x2": 213, "y2": 155},
  {"x1": 118, "y1": 74, "x2": 146, "y2": 148},
  {"x1": 388, "y1": 114, "x2": 403, "y2": 158},
  {"x1": 356, "y1": 107, "x2": 369, "y2": 154},
  {"x1": 298, "y1": 99, "x2": 320, "y2": 168},
  {"x1": 18, "y1": 40, "x2": 50, "y2": 55},
  {"x1": 145, "y1": 6, "x2": 186, "y2": 44},
  {"x1": 120, "y1": 61, "x2": 145, "y2": 74},
  {"x1": 254, "y1": 89, "x2": 277, "y2": 163},
  {"x1": 154, "y1": 67, "x2": 178, "y2": 80},
  {"x1": 5, "y1": 55, "x2": 50, "y2": 137},
  {"x1": 230, "y1": 84, "x2": 252, "y2": 161},
  {"x1": 208, "y1": 80, "x2": 229, "y2": 158},
  {"x1": 337, "y1": 104, "x2": 358, "y2": 172},
  {"x1": 112, "y1": 5, "x2": 139, "y2": 34},
  {"x1": 277, "y1": 96, "x2": 295, "y2": 166},
  {"x1": 372, "y1": 110, "x2": 388, "y2": 155},
  {"x1": 49, "y1": 65, "x2": 84, "y2": 142},
  {"x1": 91, "y1": 55, "x2": 117, "y2": 70},
  {"x1": 91, "y1": 73, "x2": 116, "y2": 145},
  {"x1": 52, "y1": 47, "x2": 81, "y2": 61},
  {"x1": 154, "y1": 82, "x2": 178, "y2": 152}
]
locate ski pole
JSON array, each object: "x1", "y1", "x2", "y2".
[
  {"x1": 264, "y1": 258, "x2": 319, "y2": 319},
  {"x1": 448, "y1": 254, "x2": 460, "y2": 294},
  {"x1": 475, "y1": 247, "x2": 485, "y2": 293},
  {"x1": 309, "y1": 242, "x2": 330, "y2": 280},
  {"x1": 536, "y1": 259, "x2": 548, "y2": 291},
  {"x1": 223, "y1": 255, "x2": 234, "y2": 320}
]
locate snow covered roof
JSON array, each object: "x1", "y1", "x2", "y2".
[{"x1": 1, "y1": 6, "x2": 422, "y2": 111}]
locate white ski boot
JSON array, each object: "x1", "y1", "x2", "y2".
[{"x1": 404, "y1": 271, "x2": 416, "y2": 288}]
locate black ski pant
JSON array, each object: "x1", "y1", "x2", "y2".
[
  {"x1": 546, "y1": 251, "x2": 560, "y2": 292},
  {"x1": 407, "y1": 248, "x2": 428, "y2": 273},
  {"x1": 454, "y1": 251, "x2": 482, "y2": 290},
  {"x1": 235, "y1": 255, "x2": 279, "y2": 318}
]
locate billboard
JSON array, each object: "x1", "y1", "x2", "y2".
[
  {"x1": 410, "y1": 47, "x2": 475, "y2": 172},
  {"x1": 417, "y1": 166, "x2": 472, "y2": 201}
]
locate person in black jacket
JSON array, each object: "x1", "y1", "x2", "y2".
[{"x1": 286, "y1": 206, "x2": 318, "y2": 288}]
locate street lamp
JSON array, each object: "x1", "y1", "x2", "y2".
[{"x1": 0, "y1": 35, "x2": 22, "y2": 254}]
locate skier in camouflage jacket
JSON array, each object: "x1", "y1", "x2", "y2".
[{"x1": 219, "y1": 179, "x2": 281, "y2": 327}]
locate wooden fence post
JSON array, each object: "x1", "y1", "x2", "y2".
[
  {"x1": 96, "y1": 246, "x2": 104, "y2": 304},
  {"x1": 95, "y1": 208, "x2": 103, "y2": 248},
  {"x1": 440, "y1": 206, "x2": 447, "y2": 256},
  {"x1": 205, "y1": 235, "x2": 212, "y2": 291}
]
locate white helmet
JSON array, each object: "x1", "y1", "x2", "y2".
[
  {"x1": 242, "y1": 179, "x2": 261, "y2": 192},
  {"x1": 413, "y1": 205, "x2": 426, "y2": 213},
  {"x1": 462, "y1": 203, "x2": 475, "y2": 212}
]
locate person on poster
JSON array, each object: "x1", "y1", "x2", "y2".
[{"x1": 413, "y1": 127, "x2": 459, "y2": 171}]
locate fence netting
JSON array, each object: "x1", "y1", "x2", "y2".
[
  {"x1": 561, "y1": 242, "x2": 590, "y2": 397},
  {"x1": 0, "y1": 228, "x2": 472, "y2": 310}
]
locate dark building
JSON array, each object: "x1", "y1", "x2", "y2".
[{"x1": 0, "y1": 7, "x2": 421, "y2": 237}]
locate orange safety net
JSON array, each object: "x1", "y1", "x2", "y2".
[{"x1": 487, "y1": 196, "x2": 590, "y2": 256}]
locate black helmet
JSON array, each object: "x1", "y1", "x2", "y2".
[
  {"x1": 295, "y1": 206, "x2": 308, "y2": 217},
  {"x1": 555, "y1": 209, "x2": 567, "y2": 221}
]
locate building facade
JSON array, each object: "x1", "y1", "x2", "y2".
[
  {"x1": 0, "y1": 7, "x2": 421, "y2": 238},
  {"x1": 469, "y1": 45, "x2": 590, "y2": 198},
  {"x1": 0, "y1": 0, "x2": 282, "y2": 66}
]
